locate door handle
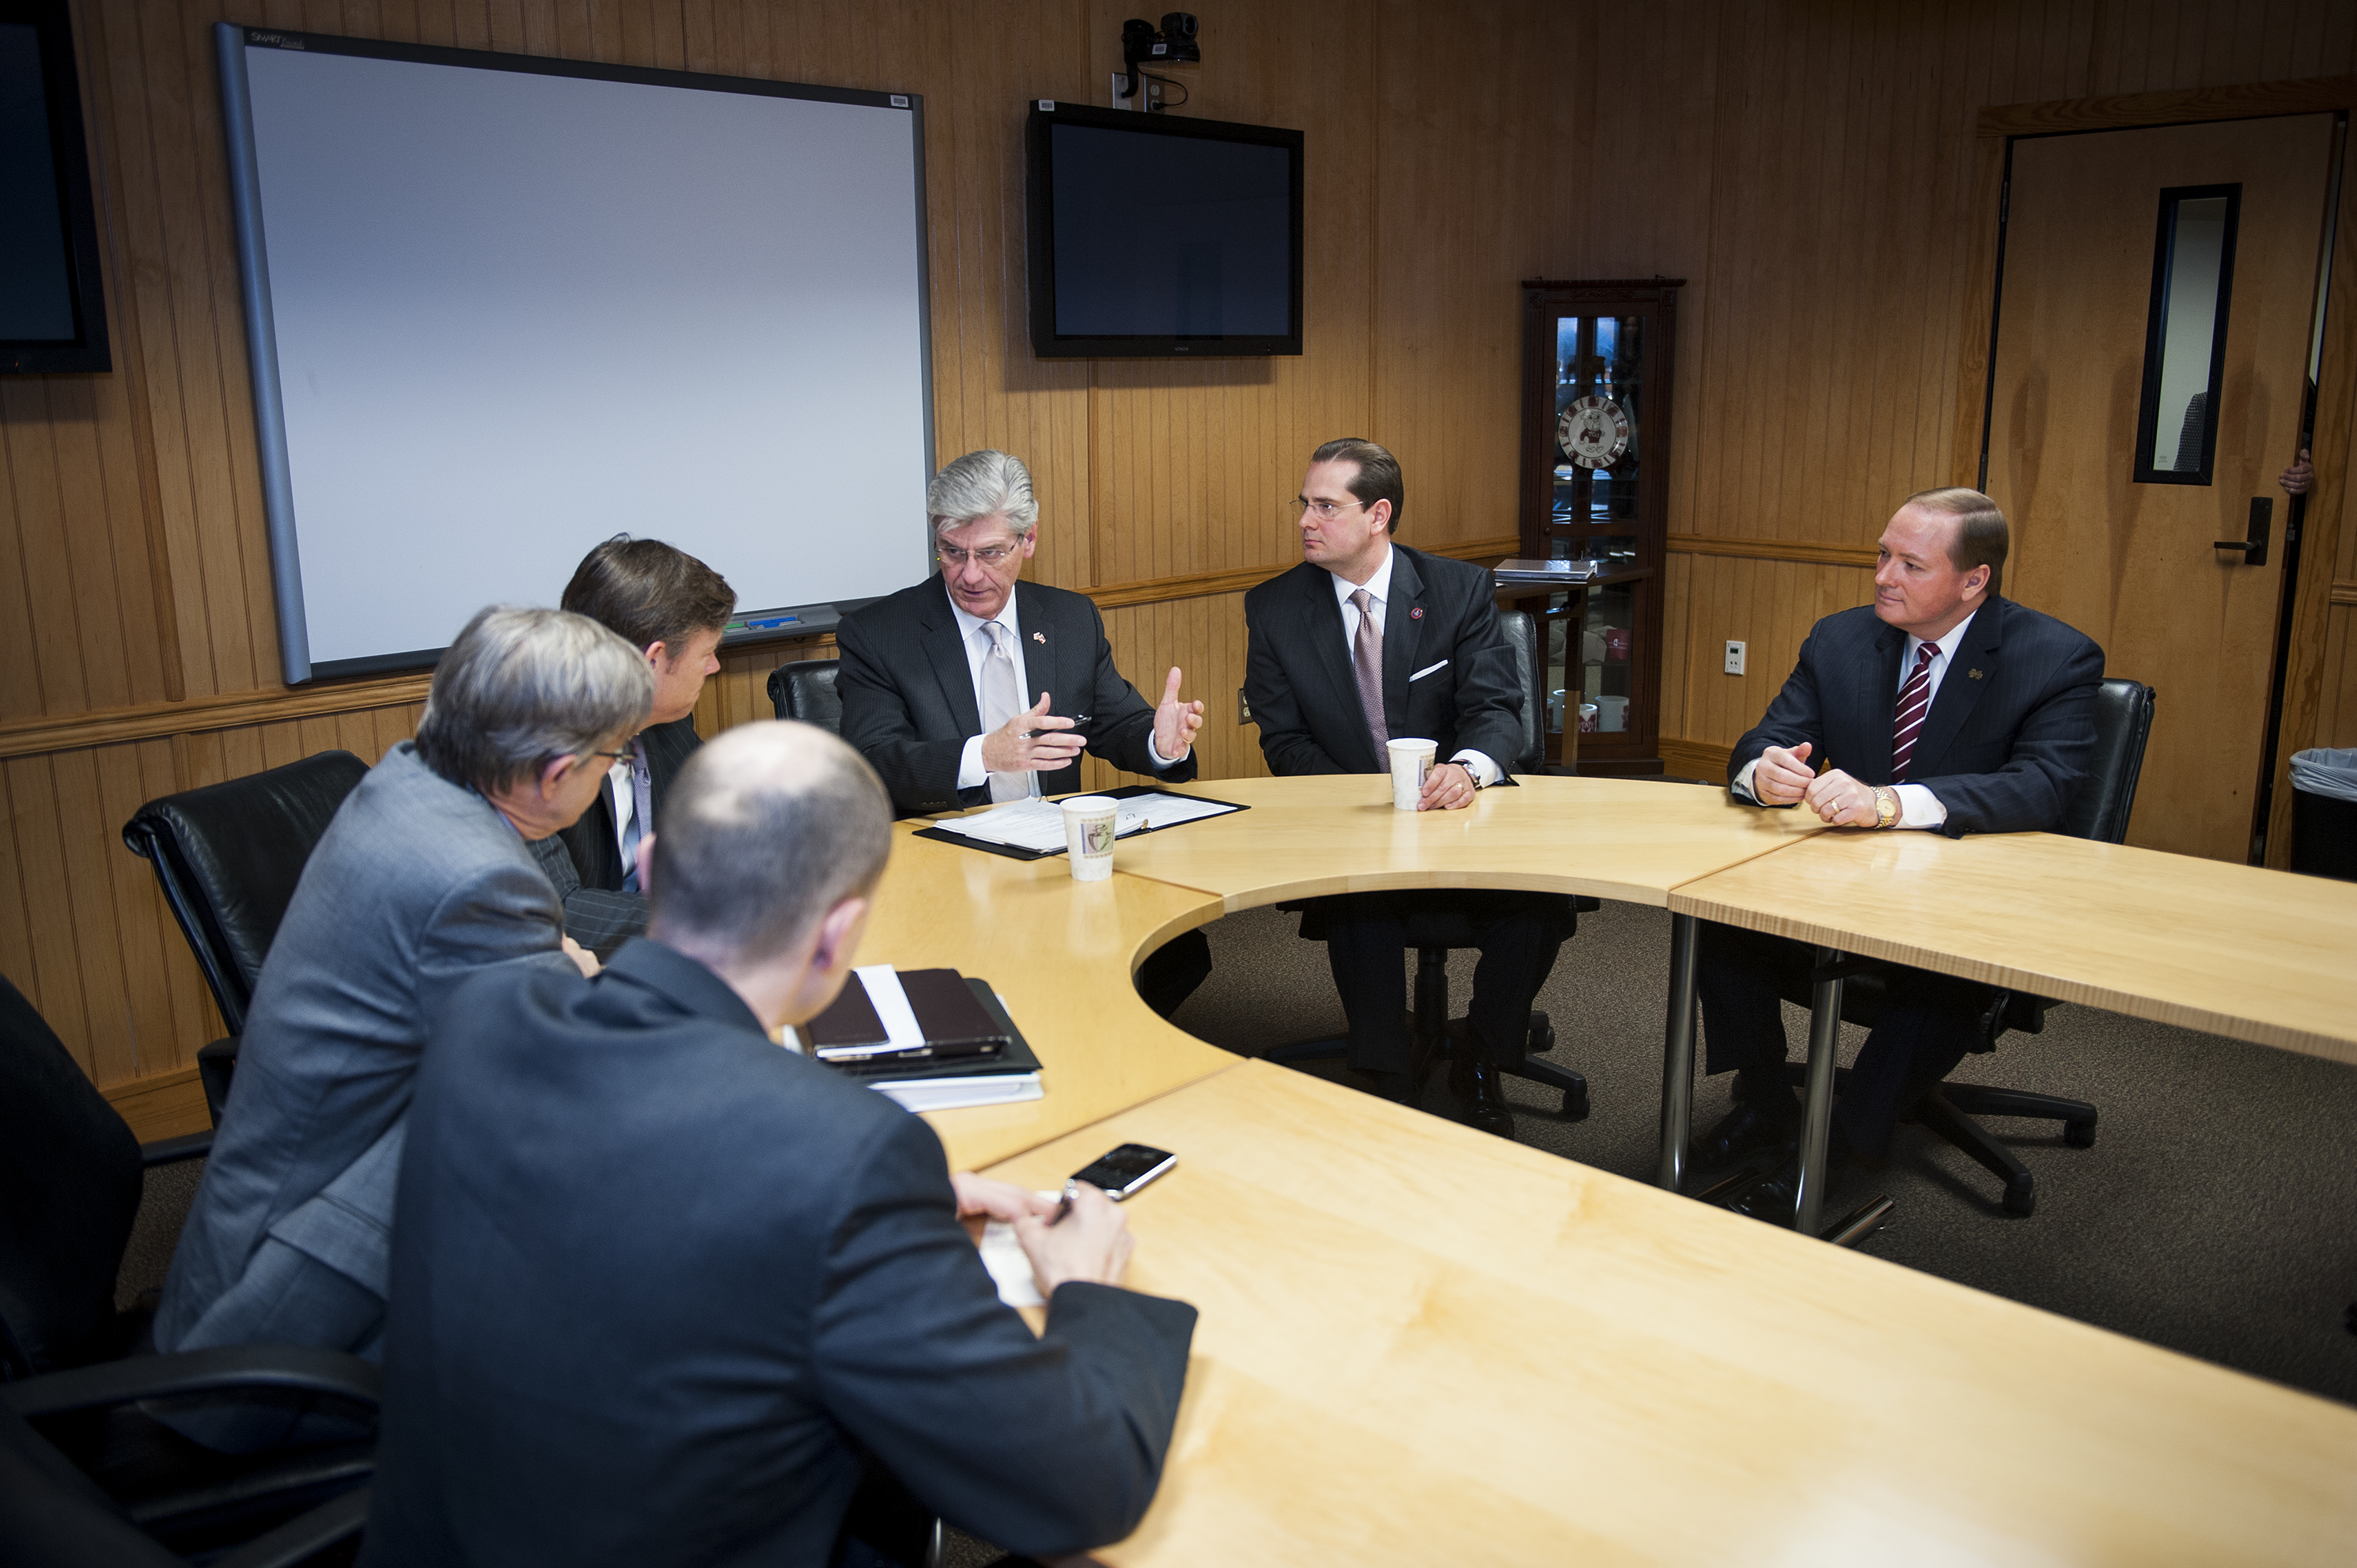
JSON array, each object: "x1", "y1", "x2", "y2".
[{"x1": 2214, "y1": 497, "x2": 2271, "y2": 566}]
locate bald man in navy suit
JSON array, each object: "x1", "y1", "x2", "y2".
[{"x1": 1697, "y1": 487, "x2": 2103, "y2": 1218}]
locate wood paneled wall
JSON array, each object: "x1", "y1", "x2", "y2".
[{"x1": 9, "y1": 0, "x2": 2357, "y2": 1099}]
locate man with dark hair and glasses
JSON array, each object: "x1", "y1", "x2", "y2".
[{"x1": 1243, "y1": 437, "x2": 1576, "y2": 1135}]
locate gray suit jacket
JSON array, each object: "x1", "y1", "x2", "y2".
[
  {"x1": 836, "y1": 577, "x2": 1196, "y2": 816},
  {"x1": 156, "y1": 744, "x2": 576, "y2": 1369}
]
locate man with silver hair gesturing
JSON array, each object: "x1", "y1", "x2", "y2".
[
  {"x1": 838, "y1": 449, "x2": 1206, "y2": 814},
  {"x1": 155, "y1": 606, "x2": 654, "y2": 1446}
]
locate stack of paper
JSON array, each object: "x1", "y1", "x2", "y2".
[{"x1": 928, "y1": 791, "x2": 1237, "y2": 854}]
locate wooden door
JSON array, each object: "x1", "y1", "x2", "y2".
[{"x1": 1987, "y1": 115, "x2": 2333, "y2": 862}]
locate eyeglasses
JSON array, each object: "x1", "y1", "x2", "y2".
[
  {"x1": 580, "y1": 748, "x2": 632, "y2": 766},
  {"x1": 1290, "y1": 498, "x2": 1370, "y2": 521},
  {"x1": 937, "y1": 543, "x2": 1022, "y2": 569}
]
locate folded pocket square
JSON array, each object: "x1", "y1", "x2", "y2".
[{"x1": 1409, "y1": 660, "x2": 1449, "y2": 682}]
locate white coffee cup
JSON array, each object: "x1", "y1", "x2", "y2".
[
  {"x1": 1059, "y1": 795, "x2": 1120, "y2": 881},
  {"x1": 1386, "y1": 737, "x2": 1438, "y2": 811}
]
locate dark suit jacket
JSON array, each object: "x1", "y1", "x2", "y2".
[
  {"x1": 836, "y1": 576, "x2": 1197, "y2": 815},
  {"x1": 1243, "y1": 545, "x2": 1522, "y2": 777},
  {"x1": 1730, "y1": 595, "x2": 2105, "y2": 837},
  {"x1": 364, "y1": 940, "x2": 1197, "y2": 1568},
  {"x1": 537, "y1": 715, "x2": 702, "y2": 956}
]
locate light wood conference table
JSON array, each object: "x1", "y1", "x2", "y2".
[
  {"x1": 983, "y1": 1061, "x2": 2357, "y2": 1566},
  {"x1": 1671, "y1": 828, "x2": 2357, "y2": 1234},
  {"x1": 873, "y1": 774, "x2": 2357, "y2": 1561},
  {"x1": 1671, "y1": 828, "x2": 2357, "y2": 1066},
  {"x1": 899, "y1": 772, "x2": 1826, "y2": 1168}
]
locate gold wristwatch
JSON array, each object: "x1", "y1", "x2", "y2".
[{"x1": 1872, "y1": 786, "x2": 1900, "y2": 830}]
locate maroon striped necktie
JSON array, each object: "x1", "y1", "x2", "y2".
[{"x1": 1890, "y1": 642, "x2": 1938, "y2": 782}]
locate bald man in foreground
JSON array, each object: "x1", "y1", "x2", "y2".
[{"x1": 366, "y1": 722, "x2": 1197, "y2": 1566}]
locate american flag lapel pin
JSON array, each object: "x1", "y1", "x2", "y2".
[{"x1": 1033, "y1": 631, "x2": 1045, "y2": 643}]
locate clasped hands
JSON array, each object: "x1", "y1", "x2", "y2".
[
  {"x1": 1756, "y1": 740, "x2": 1883, "y2": 828},
  {"x1": 980, "y1": 669, "x2": 1204, "y2": 775}
]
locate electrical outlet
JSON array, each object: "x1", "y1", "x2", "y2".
[
  {"x1": 1143, "y1": 76, "x2": 1166, "y2": 112},
  {"x1": 1110, "y1": 70, "x2": 1135, "y2": 109},
  {"x1": 1724, "y1": 640, "x2": 1746, "y2": 676},
  {"x1": 1237, "y1": 687, "x2": 1253, "y2": 725}
]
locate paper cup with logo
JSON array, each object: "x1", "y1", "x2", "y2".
[
  {"x1": 1059, "y1": 795, "x2": 1120, "y2": 881},
  {"x1": 1386, "y1": 738, "x2": 1438, "y2": 810}
]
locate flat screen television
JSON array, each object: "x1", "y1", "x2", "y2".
[
  {"x1": 2, "y1": 0, "x2": 109, "y2": 373},
  {"x1": 1025, "y1": 100, "x2": 1302, "y2": 358}
]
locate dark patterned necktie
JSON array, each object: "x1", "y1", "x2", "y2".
[
  {"x1": 1891, "y1": 642, "x2": 1938, "y2": 782},
  {"x1": 1350, "y1": 589, "x2": 1388, "y2": 754},
  {"x1": 620, "y1": 739, "x2": 654, "y2": 891}
]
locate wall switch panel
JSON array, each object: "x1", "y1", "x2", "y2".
[
  {"x1": 1724, "y1": 640, "x2": 1746, "y2": 676},
  {"x1": 1237, "y1": 687, "x2": 1252, "y2": 725}
]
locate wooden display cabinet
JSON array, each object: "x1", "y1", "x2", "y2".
[{"x1": 1513, "y1": 278, "x2": 1681, "y2": 771}]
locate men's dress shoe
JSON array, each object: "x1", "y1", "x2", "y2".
[
  {"x1": 1447, "y1": 1051, "x2": 1516, "y2": 1139},
  {"x1": 1692, "y1": 1096, "x2": 1801, "y2": 1169}
]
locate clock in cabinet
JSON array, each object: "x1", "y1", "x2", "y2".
[{"x1": 1514, "y1": 278, "x2": 1681, "y2": 771}]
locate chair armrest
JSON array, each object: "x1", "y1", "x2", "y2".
[
  {"x1": 210, "y1": 1483, "x2": 372, "y2": 1568},
  {"x1": 139, "y1": 1130, "x2": 213, "y2": 1167},
  {"x1": 2, "y1": 1346, "x2": 381, "y2": 1420},
  {"x1": 197, "y1": 1035, "x2": 240, "y2": 1125}
]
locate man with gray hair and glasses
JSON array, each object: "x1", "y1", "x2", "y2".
[
  {"x1": 839, "y1": 448, "x2": 1205, "y2": 813},
  {"x1": 154, "y1": 606, "x2": 654, "y2": 1449},
  {"x1": 839, "y1": 448, "x2": 1213, "y2": 1013}
]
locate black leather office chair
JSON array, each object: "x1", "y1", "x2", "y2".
[
  {"x1": 121, "y1": 752, "x2": 369, "y2": 1123},
  {"x1": 768, "y1": 659, "x2": 843, "y2": 733},
  {"x1": 1272, "y1": 611, "x2": 1596, "y2": 1120},
  {"x1": 1774, "y1": 677, "x2": 2156, "y2": 1216},
  {"x1": 0, "y1": 974, "x2": 377, "y2": 1559}
]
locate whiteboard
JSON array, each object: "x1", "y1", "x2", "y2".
[{"x1": 217, "y1": 26, "x2": 933, "y2": 682}]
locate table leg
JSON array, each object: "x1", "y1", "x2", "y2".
[
  {"x1": 1793, "y1": 950, "x2": 1846, "y2": 1239},
  {"x1": 1657, "y1": 912, "x2": 1699, "y2": 1192}
]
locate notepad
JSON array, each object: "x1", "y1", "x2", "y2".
[
  {"x1": 929, "y1": 790, "x2": 1239, "y2": 854},
  {"x1": 977, "y1": 1195, "x2": 1063, "y2": 1309}
]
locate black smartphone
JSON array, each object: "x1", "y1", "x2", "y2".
[{"x1": 1069, "y1": 1142, "x2": 1177, "y2": 1202}]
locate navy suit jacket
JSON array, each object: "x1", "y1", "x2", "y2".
[
  {"x1": 364, "y1": 940, "x2": 1197, "y2": 1567},
  {"x1": 1730, "y1": 595, "x2": 2105, "y2": 837},
  {"x1": 836, "y1": 576, "x2": 1196, "y2": 815},
  {"x1": 1243, "y1": 545, "x2": 1522, "y2": 777}
]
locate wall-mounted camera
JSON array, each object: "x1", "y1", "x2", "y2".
[{"x1": 1116, "y1": 13, "x2": 1200, "y2": 112}]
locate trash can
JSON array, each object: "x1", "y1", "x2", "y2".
[{"x1": 2288, "y1": 748, "x2": 2357, "y2": 881}]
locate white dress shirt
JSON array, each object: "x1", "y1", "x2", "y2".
[
  {"x1": 1731, "y1": 610, "x2": 1978, "y2": 828},
  {"x1": 950, "y1": 592, "x2": 1186, "y2": 791},
  {"x1": 1330, "y1": 545, "x2": 1500, "y2": 786}
]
